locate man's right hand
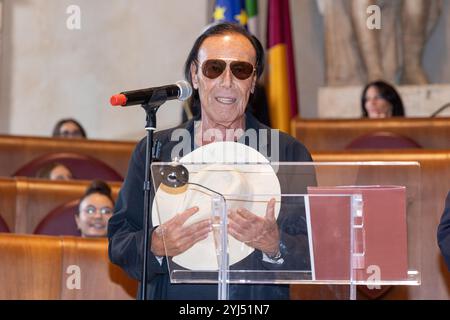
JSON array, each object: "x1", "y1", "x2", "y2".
[{"x1": 150, "y1": 206, "x2": 211, "y2": 257}]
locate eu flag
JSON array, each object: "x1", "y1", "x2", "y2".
[{"x1": 212, "y1": 0, "x2": 248, "y2": 27}]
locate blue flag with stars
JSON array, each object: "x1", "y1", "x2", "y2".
[{"x1": 213, "y1": 0, "x2": 248, "y2": 27}]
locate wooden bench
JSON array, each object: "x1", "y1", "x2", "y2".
[
  {"x1": 0, "y1": 178, "x2": 121, "y2": 234},
  {"x1": 0, "y1": 135, "x2": 135, "y2": 178},
  {"x1": 0, "y1": 178, "x2": 17, "y2": 232},
  {"x1": 292, "y1": 117, "x2": 450, "y2": 151},
  {"x1": 0, "y1": 233, "x2": 137, "y2": 299}
]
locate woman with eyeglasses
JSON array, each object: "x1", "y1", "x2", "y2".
[
  {"x1": 361, "y1": 80, "x2": 405, "y2": 118},
  {"x1": 108, "y1": 22, "x2": 313, "y2": 300},
  {"x1": 76, "y1": 180, "x2": 114, "y2": 238}
]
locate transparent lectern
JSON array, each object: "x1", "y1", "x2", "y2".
[{"x1": 151, "y1": 161, "x2": 421, "y2": 300}]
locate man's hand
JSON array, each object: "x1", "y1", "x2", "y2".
[
  {"x1": 151, "y1": 206, "x2": 211, "y2": 257},
  {"x1": 228, "y1": 198, "x2": 280, "y2": 256}
]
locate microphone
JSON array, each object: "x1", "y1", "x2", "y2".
[{"x1": 110, "y1": 80, "x2": 192, "y2": 107}]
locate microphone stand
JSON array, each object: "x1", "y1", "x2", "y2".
[{"x1": 140, "y1": 99, "x2": 164, "y2": 300}]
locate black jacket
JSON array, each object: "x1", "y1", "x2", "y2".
[
  {"x1": 108, "y1": 113, "x2": 313, "y2": 299},
  {"x1": 438, "y1": 191, "x2": 450, "y2": 270}
]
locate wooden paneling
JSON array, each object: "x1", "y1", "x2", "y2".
[
  {"x1": 0, "y1": 135, "x2": 135, "y2": 178},
  {"x1": 0, "y1": 234, "x2": 137, "y2": 300},
  {"x1": 292, "y1": 117, "x2": 450, "y2": 151},
  {"x1": 60, "y1": 237, "x2": 137, "y2": 300},
  {"x1": 0, "y1": 234, "x2": 62, "y2": 299},
  {"x1": 0, "y1": 178, "x2": 17, "y2": 231}
]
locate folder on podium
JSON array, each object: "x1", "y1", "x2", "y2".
[{"x1": 307, "y1": 185, "x2": 408, "y2": 282}]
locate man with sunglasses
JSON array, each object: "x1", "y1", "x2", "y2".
[{"x1": 108, "y1": 22, "x2": 313, "y2": 300}]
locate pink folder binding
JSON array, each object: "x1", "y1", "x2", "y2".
[{"x1": 307, "y1": 186, "x2": 408, "y2": 282}]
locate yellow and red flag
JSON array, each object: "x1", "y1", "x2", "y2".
[{"x1": 267, "y1": 0, "x2": 298, "y2": 133}]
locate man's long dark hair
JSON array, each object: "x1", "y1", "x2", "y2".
[
  {"x1": 183, "y1": 22, "x2": 265, "y2": 118},
  {"x1": 361, "y1": 80, "x2": 405, "y2": 117}
]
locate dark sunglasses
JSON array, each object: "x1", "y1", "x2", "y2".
[{"x1": 201, "y1": 59, "x2": 255, "y2": 80}]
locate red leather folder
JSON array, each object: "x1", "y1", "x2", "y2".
[{"x1": 307, "y1": 186, "x2": 408, "y2": 282}]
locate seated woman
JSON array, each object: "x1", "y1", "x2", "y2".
[
  {"x1": 35, "y1": 162, "x2": 73, "y2": 180},
  {"x1": 76, "y1": 180, "x2": 114, "y2": 238},
  {"x1": 361, "y1": 81, "x2": 405, "y2": 118},
  {"x1": 52, "y1": 118, "x2": 87, "y2": 139}
]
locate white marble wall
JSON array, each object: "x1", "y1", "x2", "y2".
[
  {"x1": 0, "y1": 0, "x2": 208, "y2": 140},
  {"x1": 0, "y1": 0, "x2": 448, "y2": 139}
]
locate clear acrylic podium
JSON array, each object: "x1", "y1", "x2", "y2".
[{"x1": 151, "y1": 161, "x2": 421, "y2": 300}]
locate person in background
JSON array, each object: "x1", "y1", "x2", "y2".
[
  {"x1": 437, "y1": 191, "x2": 450, "y2": 270},
  {"x1": 76, "y1": 180, "x2": 114, "y2": 238},
  {"x1": 52, "y1": 118, "x2": 87, "y2": 139},
  {"x1": 35, "y1": 162, "x2": 73, "y2": 180},
  {"x1": 361, "y1": 80, "x2": 405, "y2": 118}
]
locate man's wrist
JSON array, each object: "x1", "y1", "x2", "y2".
[{"x1": 150, "y1": 226, "x2": 164, "y2": 256}]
